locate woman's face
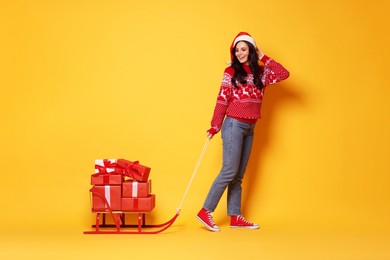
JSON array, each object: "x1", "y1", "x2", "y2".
[{"x1": 235, "y1": 41, "x2": 249, "y2": 64}]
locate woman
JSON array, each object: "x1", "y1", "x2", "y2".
[{"x1": 196, "y1": 32, "x2": 290, "y2": 232}]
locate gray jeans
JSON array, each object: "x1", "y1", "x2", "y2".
[{"x1": 203, "y1": 116, "x2": 255, "y2": 216}]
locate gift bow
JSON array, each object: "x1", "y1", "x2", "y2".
[
  {"x1": 95, "y1": 159, "x2": 117, "y2": 173},
  {"x1": 122, "y1": 161, "x2": 140, "y2": 179}
]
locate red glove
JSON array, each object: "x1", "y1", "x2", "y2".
[{"x1": 207, "y1": 127, "x2": 217, "y2": 139}]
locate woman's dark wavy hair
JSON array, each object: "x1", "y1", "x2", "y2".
[{"x1": 231, "y1": 41, "x2": 263, "y2": 90}]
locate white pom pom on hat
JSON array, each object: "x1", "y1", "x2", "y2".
[{"x1": 230, "y1": 32, "x2": 257, "y2": 61}]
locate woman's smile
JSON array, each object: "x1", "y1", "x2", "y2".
[{"x1": 235, "y1": 41, "x2": 249, "y2": 64}]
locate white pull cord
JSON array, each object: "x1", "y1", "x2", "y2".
[{"x1": 176, "y1": 138, "x2": 210, "y2": 214}]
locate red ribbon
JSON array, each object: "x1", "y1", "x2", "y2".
[
  {"x1": 91, "y1": 172, "x2": 121, "y2": 185},
  {"x1": 103, "y1": 175, "x2": 109, "y2": 184},
  {"x1": 133, "y1": 198, "x2": 138, "y2": 211}
]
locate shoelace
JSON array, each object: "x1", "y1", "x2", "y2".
[
  {"x1": 237, "y1": 216, "x2": 253, "y2": 225},
  {"x1": 207, "y1": 213, "x2": 217, "y2": 226}
]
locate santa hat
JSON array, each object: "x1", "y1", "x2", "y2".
[{"x1": 230, "y1": 32, "x2": 257, "y2": 61}]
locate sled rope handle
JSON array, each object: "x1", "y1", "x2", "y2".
[{"x1": 176, "y1": 138, "x2": 210, "y2": 213}]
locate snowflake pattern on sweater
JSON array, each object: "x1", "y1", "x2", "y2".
[{"x1": 210, "y1": 55, "x2": 289, "y2": 132}]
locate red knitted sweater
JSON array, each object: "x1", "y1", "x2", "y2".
[{"x1": 210, "y1": 55, "x2": 289, "y2": 133}]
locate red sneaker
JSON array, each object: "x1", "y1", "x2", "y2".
[
  {"x1": 196, "y1": 208, "x2": 220, "y2": 232},
  {"x1": 230, "y1": 215, "x2": 260, "y2": 229}
]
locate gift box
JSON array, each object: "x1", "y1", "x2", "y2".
[
  {"x1": 121, "y1": 194, "x2": 155, "y2": 212},
  {"x1": 95, "y1": 159, "x2": 117, "y2": 174},
  {"x1": 122, "y1": 180, "x2": 151, "y2": 198},
  {"x1": 91, "y1": 173, "x2": 123, "y2": 185},
  {"x1": 114, "y1": 159, "x2": 150, "y2": 181},
  {"x1": 91, "y1": 185, "x2": 122, "y2": 211}
]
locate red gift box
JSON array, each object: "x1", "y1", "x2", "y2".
[
  {"x1": 91, "y1": 185, "x2": 122, "y2": 211},
  {"x1": 122, "y1": 180, "x2": 151, "y2": 198},
  {"x1": 91, "y1": 173, "x2": 123, "y2": 185},
  {"x1": 121, "y1": 194, "x2": 155, "y2": 212},
  {"x1": 114, "y1": 159, "x2": 150, "y2": 181},
  {"x1": 95, "y1": 159, "x2": 117, "y2": 174}
]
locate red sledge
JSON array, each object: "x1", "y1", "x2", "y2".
[{"x1": 84, "y1": 139, "x2": 209, "y2": 234}]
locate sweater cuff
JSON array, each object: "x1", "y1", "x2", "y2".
[{"x1": 208, "y1": 127, "x2": 218, "y2": 135}]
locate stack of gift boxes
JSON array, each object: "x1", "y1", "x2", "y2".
[{"x1": 90, "y1": 159, "x2": 155, "y2": 212}]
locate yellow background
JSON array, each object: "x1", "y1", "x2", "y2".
[{"x1": 1, "y1": 0, "x2": 389, "y2": 259}]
